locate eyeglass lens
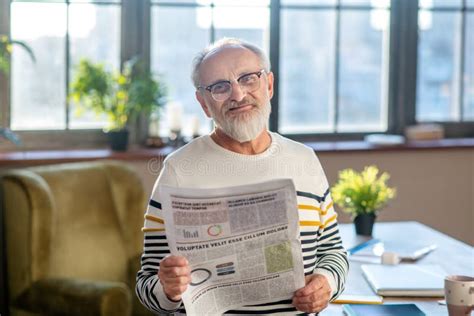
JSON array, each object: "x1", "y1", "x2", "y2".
[{"x1": 211, "y1": 72, "x2": 262, "y2": 101}]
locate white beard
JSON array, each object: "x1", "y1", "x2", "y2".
[{"x1": 209, "y1": 100, "x2": 271, "y2": 143}]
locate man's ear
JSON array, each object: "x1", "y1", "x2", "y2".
[
  {"x1": 196, "y1": 90, "x2": 212, "y2": 118},
  {"x1": 266, "y1": 71, "x2": 274, "y2": 100}
]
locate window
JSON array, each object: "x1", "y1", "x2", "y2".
[
  {"x1": 150, "y1": 0, "x2": 270, "y2": 137},
  {"x1": 279, "y1": 0, "x2": 390, "y2": 134},
  {"x1": 1, "y1": 0, "x2": 472, "y2": 150},
  {"x1": 416, "y1": 0, "x2": 474, "y2": 122},
  {"x1": 9, "y1": 0, "x2": 121, "y2": 131}
]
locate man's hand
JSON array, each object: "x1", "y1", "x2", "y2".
[
  {"x1": 158, "y1": 255, "x2": 191, "y2": 302},
  {"x1": 292, "y1": 274, "x2": 332, "y2": 313}
]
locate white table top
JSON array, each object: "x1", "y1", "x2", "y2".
[{"x1": 321, "y1": 221, "x2": 474, "y2": 316}]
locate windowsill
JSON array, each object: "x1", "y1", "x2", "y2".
[
  {"x1": 304, "y1": 137, "x2": 474, "y2": 152},
  {"x1": 0, "y1": 138, "x2": 473, "y2": 167}
]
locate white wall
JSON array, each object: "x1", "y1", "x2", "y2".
[
  {"x1": 318, "y1": 148, "x2": 474, "y2": 245},
  {"x1": 131, "y1": 148, "x2": 474, "y2": 245}
]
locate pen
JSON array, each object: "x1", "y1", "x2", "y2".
[{"x1": 347, "y1": 238, "x2": 381, "y2": 255}]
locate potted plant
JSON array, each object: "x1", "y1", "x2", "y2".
[
  {"x1": 1, "y1": 35, "x2": 35, "y2": 145},
  {"x1": 331, "y1": 165, "x2": 396, "y2": 236},
  {"x1": 69, "y1": 57, "x2": 166, "y2": 151},
  {"x1": 1, "y1": 35, "x2": 35, "y2": 74}
]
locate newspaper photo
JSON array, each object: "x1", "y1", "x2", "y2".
[{"x1": 159, "y1": 178, "x2": 305, "y2": 316}]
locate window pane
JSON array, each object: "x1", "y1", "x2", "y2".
[
  {"x1": 69, "y1": 3, "x2": 121, "y2": 129},
  {"x1": 13, "y1": 0, "x2": 121, "y2": 2},
  {"x1": 419, "y1": 0, "x2": 462, "y2": 8},
  {"x1": 71, "y1": 0, "x2": 121, "y2": 3},
  {"x1": 467, "y1": 0, "x2": 474, "y2": 8},
  {"x1": 464, "y1": 13, "x2": 474, "y2": 120},
  {"x1": 338, "y1": 9, "x2": 388, "y2": 132},
  {"x1": 281, "y1": 0, "x2": 335, "y2": 5},
  {"x1": 213, "y1": 6, "x2": 269, "y2": 53},
  {"x1": 279, "y1": 9, "x2": 336, "y2": 134},
  {"x1": 151, "y1": 0, "x2": 211, "y2": 4},
  {"x1": 152, "y1": 0, "x2": 269, "y2": 4},
  {"x1": 12, "y1": 0, "x2": 65, "y2": 2},
  {"x1": 417, "y1": 12, "x2": 462, "y2": 122},
  {"x1": 212, "y1": 0, "x2": 269, "y2": 5},
  {"x1": 11, "y1": 2, "x2": 67, "y2": 130},
  {"x1": 341, "y1": 0, "x2": 390, "y2": 6},
  {"x1": 151, "y1": 6, "x2": 211, "y2": 137}
]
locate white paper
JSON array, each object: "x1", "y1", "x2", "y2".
[{"x1": 159, "y1": 178, "x2": 305, "y2": 316}]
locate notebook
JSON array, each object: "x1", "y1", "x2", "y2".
[
  {"x1": 348, "y1": 239, "x2": 437, "y2": 261},
  {"x1": 342, "y1": 303, "x2": 426, "y2": 316},
  {"x1": 333, "y1": 294, "x2": 383, "y2": 305},
  {"x1": 361, "y1": 264, "x2": 446, "y2": 297}
]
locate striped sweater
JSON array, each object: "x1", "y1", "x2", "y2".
[{"x1": 136, "y1": 132, "x2": 348, "y2": 315}]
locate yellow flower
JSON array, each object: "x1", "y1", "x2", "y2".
[
  {"x1": 117, "y1": 75, "x2": 127, "y2": 85},
  {"x1": 74, "y1": 106, "x2": 85, "y2": 117},
  {"x1": 117, "y1": 90, "x2": 127, "y2": 100}
]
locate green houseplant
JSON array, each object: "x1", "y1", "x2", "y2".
[
  {"x1": 332, "y1": 165, "x2": 396, "y2": 236},
  {"x1": 1, "y1": 35, "x2": 35, "y2": 74},
  {"x1": 1, "y1": 35, "x2": 35, "y2": 145},
  {"x1": 69, "y1": 57, "x2": 166, "y2": 151}
]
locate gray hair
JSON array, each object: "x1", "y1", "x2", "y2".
[{"x1": 191, "y1": 38, "x2": 271, "y2": 88}]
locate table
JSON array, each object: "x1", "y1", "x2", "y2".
[{"x1": 322, "y1": 221, "x2": 474, "y2": 315}]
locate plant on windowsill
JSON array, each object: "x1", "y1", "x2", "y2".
[
  {"x1": 69, "y1": 57, "x2": 167, "y2": 151},
  {"x1": 0, "y1": 35, "x2": 35, "y2": 146},
  {"x1": 331, "y1": 165, "x2": 396, "y2": 236}
]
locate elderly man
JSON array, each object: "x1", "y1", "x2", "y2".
[{"x1": 136, "y1": 38, "x2": 348, "y2": 315}]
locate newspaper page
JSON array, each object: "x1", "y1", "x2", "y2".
[{"x1": 159, "y1": 178, "x2": 305, "y2": 316}]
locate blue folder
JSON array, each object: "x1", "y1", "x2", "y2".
[{"x1": 342, "y1": 303, "x2": 426, "y2": 316}]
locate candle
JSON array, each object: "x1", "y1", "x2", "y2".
[
  {"x1": 148, "y1": 111, "x2": 160, "y2": 137},
  {"x1": 191, "y1": 115, "x2": 200, "y2": 137},
  {"x1": 167, "y1": 101, "x2": 183, "y2": 131}
]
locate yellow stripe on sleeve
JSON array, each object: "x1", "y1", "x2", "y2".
[
  {"x1": 298, "y1": 201, "x2": 333, "y2": 216},
  {"x1": 322, "y1": 201, "x2": 334, "y2": 215},
  {"x1": 299, "y1": 220, "x2": 322, "y2": 227},
  {"x1": 321, "y1": 214, "x2": 337, "y2": 228},
  {"x1": 299, "y1": 213, "x2": 337, "y2": 228},
  {"x1": 145, "y1": 214, "x2": 164, "y2": 224},
  {"x1": 141, "y1": 227, "x2": 165, "y2": 232},
  {"x1": 298, "y1": 204, "x2": 322, "y2": 212}
]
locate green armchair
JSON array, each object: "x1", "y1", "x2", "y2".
[{"x1": 1, "y1": 160, "x2": 152, "y2": 316}]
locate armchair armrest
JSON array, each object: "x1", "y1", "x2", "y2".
[{"x1": 14, "y1": 278, "x2": 132, "y2": 316}]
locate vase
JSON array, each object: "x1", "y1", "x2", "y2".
[
  {"x1": 354, "y1": 213, "x2": 376, "y2": 236},
  {"x1": 106, "y1": 129, "x2": 129, "y2": 151}
]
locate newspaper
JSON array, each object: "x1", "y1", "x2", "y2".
[{"x1": 159, "y1": 178, "x2": 305, "y2": 316}]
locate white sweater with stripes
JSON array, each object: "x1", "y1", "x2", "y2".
[{"x1": 136, "y1": 132, "x2": 348, "y2": 315}]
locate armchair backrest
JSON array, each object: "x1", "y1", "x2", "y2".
[{"x1": 2, "y1": 160, "x2": 146, "y2": 303}]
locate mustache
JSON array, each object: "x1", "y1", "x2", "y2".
[{"x1": 224, "y1": 98, "x2": 257, "y2": 112}]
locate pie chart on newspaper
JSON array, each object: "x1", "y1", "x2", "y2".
[
  {"x1": 207, "y1": 224, "x2": 223, "y2": 237},
  {"x1": 190, "y1": 268, "x2": 212, "y2": 286}
]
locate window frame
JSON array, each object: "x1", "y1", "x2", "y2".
[
  {"x1": 272, "y1": 0, "x2": 473, "y2": 142},
  {"x1": 393, "y1": 0, "x2": 474, "y2": 139},
  {"x1": 415, "y1": 0, "x2": 474, "y2": 125},
  {"x1": 272, "y1": 1, "x2": 393, "y2": 139},
  {"x1": 1, "y1": 0, "x2": 10, "y2": 131},
  {"x1": 0, "y1": 0, "x2": 472, "y2": 151},
  {"x1": 0, "y1": 0, "x2": 149, "y2": 151}
]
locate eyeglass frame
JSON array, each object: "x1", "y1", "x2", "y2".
[{"x1": 197, "y1": 69, "x2": 267, "y2": 101}]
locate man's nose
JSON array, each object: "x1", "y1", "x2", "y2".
[{"x1": 229, "y1": 81, "x2": 246, "y2": 102}]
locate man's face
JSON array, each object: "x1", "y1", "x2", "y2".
[{"x1": 195, "y1": 46, "x2": 274, "y2": 142}]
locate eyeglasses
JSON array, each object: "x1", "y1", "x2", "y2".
[{"x1": 198, "y1": 69, "x2": 266, "y2": 102}]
